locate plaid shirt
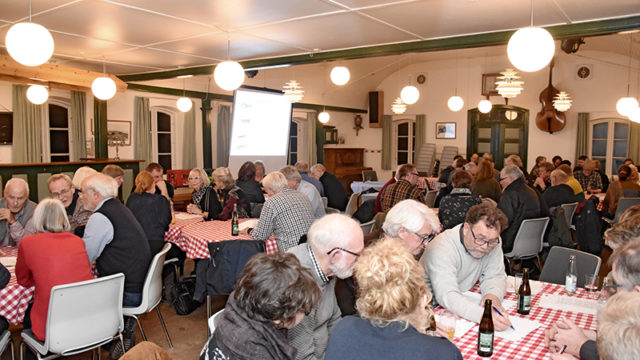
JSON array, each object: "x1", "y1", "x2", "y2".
[
  {"x1": 380, "y1": 179, "x2": 426, "y2": 212},
  {"x1": 250, "y1": 189, "x2": 316, "y2": 251},
  {"x1": 574, "y1": 170, "x2": 602, "y2": 191}
]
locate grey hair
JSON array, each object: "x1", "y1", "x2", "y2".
[
  {"x1": 382, "y1": 200, "x2": 440, "y2": 237},
  {"x1": 501, "y1": 165, "x2": 524, "y2": 180},
  {"x1": 280, "y1": 166, "x2": 302, "y2": 184},
  {"x1": 308, "y1": 214, "x2": 362, "y2": 253},
  {"x1": 5, "y1": 178, "x2": 29, "y2": 196},
  {"x1": 262, "y1": 172, "x2": 288, "y2": 194},
  {"x1": 597, "y1": 292, "x2": 640, "y2": 360},
  {"x1": 83, "y1": 173, "x2": 118, "y2": 198},
  {"x1": 72, "y1": 166, "x2": 98, "y2": 189},
  {"x1": 47, "y1": 174, "x2": 72, "y2": 188},
  {"x1": 311, "y1": 164, "x2": 326, "y2": 173},
  {"x1": 32, "y1": 198, "x2": 70, "y2": 233}
]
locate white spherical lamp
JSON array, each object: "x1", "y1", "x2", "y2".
[
  {"x1": 628, "y1": 106, "x2": 640, "y2": 123},
  {"x1": 91, "y1": 76, "x2": 117, "y2": 100},
  {"x1": 478, "y1": 99, "x2": 492, "y2": 114},
  {"x1": 318, "y1": 111, "x2": 330, "y2": 123},
  {"x1": 330, "y1": 66, "x2": 350, "y2": 86},
  {"x1": 5, "y1": 22, "x2": 54, "y2": 66},
  {"x1": 507, "y1": 27, "x2": 555, "y2": 72},
  {"x1": 447, "y1": 96, "x2": 464, "y2": 112},
  {"x1": 177, "y1": 97, "x2": 192, "y2": 112},
  {"x1": 616, "y1": 97, "x2": 639, "y2": 117},
  {"x1": 26, "y1": 85, "x2": 48, "y2": 104},
  {"x1": 214, "y1": 61, "x2": 245, "y2": 91},
  {"x1": 400, "y1": 85, "x2": 420, "y2": 105}
]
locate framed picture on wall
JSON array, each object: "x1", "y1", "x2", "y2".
[
  {"x1": 107, "y1": 120, "x2": 131, "y2": 146},
  {"x1": 436, "y1": 122, "x2": 456, "y2": 139},
  {"x1": 482, "y1": 73, "x2": 501, "y2": 97}
]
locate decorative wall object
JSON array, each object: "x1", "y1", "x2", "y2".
[
  {"x1": 436, "y1": 122, "x2": 456, "y2": 139},
  {"x1": 107, "y1": 120, "x2": 131, "y2": 146},
  {"x1": 482, "y1": 73, "x2": 501, "y2": 96}
]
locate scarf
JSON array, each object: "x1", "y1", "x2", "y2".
[{"x1": 192, "y1": 185, "x2": 207, "y2": 206}]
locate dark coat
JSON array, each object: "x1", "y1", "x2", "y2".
[
  {"x1": 543, "y1": 184, "x2": 582, "y2": 209},
  {"x1": 320, "y1": 171, "x2": 349, "y2": 211}
]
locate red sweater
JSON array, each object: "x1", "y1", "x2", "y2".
[{"x1": 16, "y1": 232, "x2": 94, "y2": 341}]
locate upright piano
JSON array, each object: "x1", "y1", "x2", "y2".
[{"x1": 323, "y1": 148, "x2": 372, "y2": 193}]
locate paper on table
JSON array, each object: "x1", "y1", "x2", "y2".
[
  {"x1": 434, "y1": 314, "x2": 476, "y2": 339},
  {"x1": 174, "y1": 213, "x2": 204, "y2": 220},
  {"x1": 462, "y1": 291, "x2": 516, "y2": 311},
  {"x1": 506, "y1": 276, "x2": 544, "y2": 294},
  {"x1": 495, "y1": 316, "x2": 542, "y2": 342},
  {"x1": 538, "y1": 294, "x2": 598, "y2": 315},
  {"x1": 0, "y1": 256, "x2": 16, "y2": 268},
  {"x1": 238, "y1": 219, "x2": 259, "y2": 232}
]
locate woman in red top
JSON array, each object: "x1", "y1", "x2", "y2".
[{"x1": 16, "y1": 198, "x2": 94, "y2": 341}]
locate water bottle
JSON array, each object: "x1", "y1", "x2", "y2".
[{"x1": 565, "y1": 254, "x2": 577, "y2": 295}]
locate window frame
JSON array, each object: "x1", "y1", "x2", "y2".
[
  {"x1": 151, "y1": 107, "x2": 177, "y2": 170},
  {"x1": 393, "y1": 117, "x2": 416, "y2": 168},
  {"x1": 41, "y1": 97, "x2": 72, "y2": 162},
  {"x1": 590, "y1": 117, "x2": 629, "y2": 176}
]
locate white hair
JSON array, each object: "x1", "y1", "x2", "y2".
[
  {"x1": 382, "y1": 199, "x2": 440, "y2": 236},
  {"x1": 32, "y1": 198, "x2": 70, "y2": 233},
  {"x1": 5, "y1": 178, "x2": 29, "y2": 196},
  {"x1": 501, "y1": 165, "x2": 523, "y2": 180},
  {"x1": 262, "y1": 172, "x2": 288, "y2": 194},
  {"x1": 72, "y1": 166, "x2": 98, "y2": 189},
  {"x1": 83, "y1": 173, "x2": 118, "y2": 198},
  {"x1": 308, "y1": 214, "x2": 362, "y2": 254}
]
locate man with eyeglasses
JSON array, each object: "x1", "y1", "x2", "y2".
[
  {"x1": 379, "y1": 163, "x2": 426, "y2": 212},
  {"x1": 287, "y1": 214, "x2": 364, "y2": 360},
  {"x1": 382, "y1": 199, "x2": 440, "y2": 257},
  {"x1": 421, "y1": 203, "x2": 513, "y2": 331},
  {"x1": 47, "y1": 174, "x2": 92, "y2": 236},
  {"x1": 544, "y1": 239, "x2": 640, "y2": 360}
]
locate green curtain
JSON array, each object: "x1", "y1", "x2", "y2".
[
  {"x1": 133, "y1": 96, "x2": 151, "y2": 169},
  {"x1": 182, "y1": 101, "x2": 197, "y2": 169},
  {"x1": 576, "y1": 112, "x2": 589, "y2": 162},
  {"x1": 306, "y1": 112, "x2": 317, "y2": 165},
  {"x1": 216, "y1": 104, "x2": 231, "y2": 167},
  {"x1": 629, "y1": 122, "x2": 640, "y2": 164},
  {"x1": 11, "y1": 85, "x2": 42, "y2": 163},
  {"x1": 415, "y1": 114, "x2": 426, "y2": 161},
  {"x1": 316, "y1": 112, "x2": 325, "y2": 164},
  {"x1": 381, "y1": 114, "x2": 393, "y2": 170},
  {"x1": 70, "y1": 90, "x2": 86, "y2": 160}
]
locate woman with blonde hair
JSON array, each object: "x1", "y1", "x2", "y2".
[
  {"x1": 325, "y1": 239, "x2": 462, "y2": 359},
  {"x1": 211, "y1": 167, "x2": 250, "y2": 220},
  {"x1": 186, "y1": 168, "x2": 222, "y2": 220}
]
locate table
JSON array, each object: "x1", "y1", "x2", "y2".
[
  {"x1": 165, "y1": 215, "x2": 278, "y2": 259},
  {"x1": 437, "y1": 281, "x2": 596, "y2": 359},
  {"x1": 586, "y1": 192, "x2": 606, "y2": 211},
  {"x1": 350, "y1": 181, "x2": 386, "y2": 194},
  {"x1": 0, "y1": 247, "x2": 35, "y2": 325}
]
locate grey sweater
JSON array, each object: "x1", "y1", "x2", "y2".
[{"x1": 420, "y1": 224, "x2": 506, "y2": 323}]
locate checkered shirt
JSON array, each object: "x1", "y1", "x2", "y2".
[
  {"x1": 574, "y1": 170, "x2": 602, "y2": 191},
  {"x1": 380, "y1": 179, "x2": 426, "y2": 211}
]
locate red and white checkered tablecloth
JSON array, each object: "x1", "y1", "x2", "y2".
[
  {"x1": 436, "y1": 281, "x2": 597, "y2": 360},
  {"x1": 0, "y1": 247, "x2": 35, "y2": 325},
  {"x1": 165, "y1": 217, "x2": 278, "y2": 259}
]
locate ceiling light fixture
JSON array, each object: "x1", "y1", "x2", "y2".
[
  {"x1": 5, "y1": 0, "x2": 54, "y2": 66},
  {"x1": 553, "y1": 91, "x2": 572, "y2": 112},
  {"x1": 318, "y1": 109, "x2": 330, "y2": 123},
  {"x1": 214, "y1": 38, "x2": 244, "y2": 91},
  {"x1": 628, "y1": 107, "x2": 640, "y2": 123},
  {"x1": 400, "y1": 85, "x2": 419, "y2": 105},
  {"x1": 507, "y1": 0, "x2": 555, "y2": 72},
  {"x1": 176, "y1": 77, "x2": 192, "y2": 112},
  {"x1": 91, "y1": 64, "x2": 116, "y2": 101},
  {"x1": 26, "y1": 84, "x2": 48, "y2": 104},
  {"x1": 283, "y1": 80, "x2": 304, "y2": 103},
  {"x1": 447, "y1": 94, "x2": 464, "y2": 112},
  {"x1": 495, "y1": 69, "x2": 524, "y2": 98},
  {"x1": 330, "y1": 66, "x2": 350, "y2": 86},
  {"x1": 617, "y1": 35, "x2": 638, "y2": 117},
  {"x1": 478, "y1": 99, "x2": 492, "y2": 114},
  {"x1": 392, "y1": 97, "x2": 407, "y2": 114}
]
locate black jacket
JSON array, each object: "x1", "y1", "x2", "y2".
[
  {"x1": 320, "y1": 171, "x2": 349, "y2": 211},
  {"x1": 543, "y1": 184, "x2": 582, "y2": 209}
]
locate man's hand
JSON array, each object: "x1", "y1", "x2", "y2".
[
  {"x1": 481, "y1": 294, "x2": 512, "y2": 331},
  {"x1": 547, "y1": 318, "x2": 589, "y2": 357},
  {"x1": 0, "y1": 208, "x2": 14, "y2": 224},
  {"x1": 155, "y1": 180, "x2": 168, "y2": 194}
]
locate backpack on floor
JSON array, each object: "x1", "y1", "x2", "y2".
[{"x1": 172, "y1": 276, "x2": 202, "y2": 315}]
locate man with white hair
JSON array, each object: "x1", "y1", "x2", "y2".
[
  {"x1": 0, "y1": 178, "x2": 36, "y2": 246},
  {"x1": 382, "y1": 199, "x2": 440, "y2": 256},
  {"x1": 281, "y1": 166, "x2": 325, "y2": 219},
  {"x1": 288, "y1": 214, "x2": 364, "y2": 360},
  {"x1": 250, "y1": 172, "x2": 315, "y2": 251},
  {"x1": 296, "y1": 161, "x2": 324, "y2": 197}
]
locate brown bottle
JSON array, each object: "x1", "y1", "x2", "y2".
[
  {"x1": 517, "y1": 268, "x2": 531, "y2": 315},
  {"x1": 231, "y1": 204, "x2": 239, "y2": 236},
  {"x1": 478, "y1": 299, "x2": 494, "y2": 357}
]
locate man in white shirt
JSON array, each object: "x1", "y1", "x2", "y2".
[{"x1": 281, "y1": 166, "x2": 325, "y2": 218}]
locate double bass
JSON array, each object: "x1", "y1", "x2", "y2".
[{"x1": 535, "y1": 59, "x2": 566, "y2": 134}]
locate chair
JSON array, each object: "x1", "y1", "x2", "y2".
[
  {"x1": 362, "y1": 170, "x2": 378, "y2": 181},
  {"x1": 321, "y1": 197, "x2": 328, "y2": 209},
  {"x1": 560, "y1": 202, "x2": 579, "y2": 228},
  {"x1": 344, "y1": 192, "x2": 360, "y2": 216},
  {"x1": 359, "y1": 219, "x2": 375, "y2": 235},
  {"x1": 20, "y1": 273, "x2": 125, "y2": 360},
  {"x1": 503, "y1": 217, "x2": 550, "y2": 274},
  {"x1": 613, "y1": 197, "x2": 640, "y2": 223},
  {"x1": 540, "y1": 246, "x2": 601, "y2": 288},
  {"x1": 123, "y1": 243, "x2": 173, "y2": 348},
  {"x1": 424, "y1": 190, "x2": 438, "y2": 208},
  {"x1": 0, "y1": 330, "x2": 14, "y2": 360},
  {"x1": 208, "y1": 309, "x2": 225, "y2": 336}
]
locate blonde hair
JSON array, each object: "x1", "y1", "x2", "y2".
[
  {"x1": 102, "y1": 164, "x2": 124, "y2": 178},
  {"x1": 189, "y1": 168, "x2": 210, "y2": 187},
  {"x1": 212, "y1": 167, "x2": 235, "y2": 189},
  {"x1": 32, "y1": 198, "x2": 70, "y2": 233},
  {"x1": 72, "y1": 166, "x2": 98, "y2": 189},
  {"x1": 597, "y1": 292, "x2": 640, "y2": 360},
  {"x1": 355, "y1": 238, "x2": 433, "y2": 329},
  {"x1": 134, "y1": 171, "x2": 155, "y2": 194}
]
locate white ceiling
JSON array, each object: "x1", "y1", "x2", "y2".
[{"x1": 0, "y1": 0, "x2": 639, "y2": 76}]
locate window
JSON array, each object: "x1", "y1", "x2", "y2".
[
  {"x1": 591, "y1": 118, "x2": 629, "y2": 175},
  {"x1": 288, "y1": 119, "x2": 299, "y2": 165},
  {"x1": 48, "y1": 103, "x2": 70, "y2": 162},
  {"x1": 153, "y1": 109, "x2": 174, "y2": 170},
  {"x1": 394, "y1": 119, "x2": 416, "y2": 166}
]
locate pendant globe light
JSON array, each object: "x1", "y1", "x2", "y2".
[
  {"x1": 617, "y1": 35, "x2": 638, "y2": 117},
  {"x1": 176, "y1": 77, "x2": 192, "y2": 112},
  {"x1": 214, "y1": 39, "x2": 244, "y2": 91},
  {"x1": 26, "y1": 84, "x2": 48, "y2": 104},
  {"x1": 400, "y1": 85, "x2": 420, "y2": 105},
  {"x1": 330, "y1": 66, "x2": 350, "y2": 86},
  {"x1": 507, "y1": 0, "x2": 555, "y2": 72},
  {"x1": 628, "y1": 106, "x2": 640, "y2": 123},
  {"x1": 318, "y1": 110, "x2": 330, "y2": 123},
  {"x1": 5, "y1": 0, "x2": 54, "y2": 66},
  {"x1": 478, "y1": 99, "x2": 492, "y2": 114},
  {"x1": 91, "y1": 64, "x2": 116, "y2": 101},
  {"x1": 448, "y1": 96, "x2": 464, "y2": 112}
]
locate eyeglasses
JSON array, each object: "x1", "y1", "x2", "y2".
[
  {"x1": 469, "y1": 226, "x2": 500, "y2": 247},
  {"x1": 602, "y1": 277, "x2": 625, "y2": 296},
  {"x1": 326, "y1": 247, "x2": 360, "y2": 257},
  {"x1": 412, "y1": 231, "x2": 435, "y2": 245},
  {"x1": 50, "y1": 188, "x2": 71, "y2": 197}
]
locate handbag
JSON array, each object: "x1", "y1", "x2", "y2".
[{"x1": 172, "y1": 276, "x2": 202, "y2": 315}]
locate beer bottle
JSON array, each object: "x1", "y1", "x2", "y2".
[
  {"x1": 478, "y1": 299, "x2": 494, "y2": 357},
  {"x1": 231, "y1": 203, "x2": 239, "y2": 236},
  {"x1": 517, "y1": 268, "x2": 531, "y2": 315}
]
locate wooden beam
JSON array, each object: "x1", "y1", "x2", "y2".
[
  {"x1": 0, "y1": 74, "x2": 90, "y2": 92},
  {"x1": 0, "y1": 55, "x2": 127, "y2": 92}
]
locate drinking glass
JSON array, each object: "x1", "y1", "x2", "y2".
[
  {"x1": 584, "y1": 274, "x2": 599, "y2": 299},
  {"x1": 440, "y1": 313, "x2": 456, "y2": 340}
]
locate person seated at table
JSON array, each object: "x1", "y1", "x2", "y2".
[
  {"x1": 199, "y1": 252, "x2": 320, "y2": 360},
  {"x1": 15, "y1": 198, "x2": 94, "y2": 342},
  {"x1": 212, "y1": 167, "x2": 251, "y2": 220},
  {"x1": 594, "y1": 160, "x2": 610, "y2": 193},
  {"x1": 311, "y1": 164, "x2": 349, "y2": 211},
  {"x1": 325, "y1": 239, "x2": 462, "y2": 360},
  {"x1": 574, "y1": 155, "x2": 588, "y2": 173},
  {"x1": 504, "y1": 154, "x2": 532, "y2": 182},
  {"x1": 295, "y1": 161, "x2": 324, "y2": 197},
  {"x1": 250, "y1": 172, "x2": 315, "y2": 251},
  {"x1": 421, "y1": 202, "x2": 512, "y2": 330},
  {"x1": 102, "y1": 164, "x2": 125, "y2": 188},
  {"x1": 543, "y1": 169, "x2": 584, "y2": 209},
  {"x1": 0, "y1": 178, "x2": 36, "y2": 246},
  {"x1": 471, "y1": 159, "x2": 502, "y2": 203},
  {"x1": 469, "y1": 152, "x2": 479, "y2": 165},
  {"x1": 254, "y1": 160, "x2": 266, "y2": 183},
  {"x1": 281, "y1": 166, "x2": 325, "y2": 219},
  {"x1": 574, "y1": 159, "x2": 602, "y2": 194},
  {"x1": 544, "y1": 239, "x2": 640, "y2": 360},
  {"x1": 0, "y1": 263, "x2": 11, "y2": 336},
  {"x1": 236, "y1": 161, "x2": 265, "y2": 204},
  {"x1": 439, "y1": 170, "x2": 483, "y2": 230},
  {"x1": 47, "y1": 174, "x2": 92, "y2": 237},
  {"x1": 71, "y1": 166, "x2": 98, "y2": 190},
  {"x1": 287, "y1": 214, "x2": 364, "y2": 360},
  {"x1": 439, "y1": 155, "x2": 463, "y2": 184},
  {"x1": 552, "y1": 155, "x2": 563, "y2": 168},
  {"x1": 379, "y1": 163, "x2": 426, "y2": 212},
  {"x1": 602, "y1": 164, "x2": 640, "y2": 218},
  {"x1": 529, "y1": 155, "x2": 547, "y2": 179},
  {"x1": 145, "y1": 162, "x2": 174, "y2": 202},
  {"x1": 532, "y1": 162, "x2": 554, "y2": 193},
  {"x1": 186, "y1": 168, "x2": 222, "y2": 221},
  {"x1": 595, "y1": 292, "x2": 640, "y2": 360},
  {"x1": 373, "y1": 167, "x2": 399, "y2": 215},
  {"x1": 557, "y1": 164, "x2": 585, "y2": 198}
]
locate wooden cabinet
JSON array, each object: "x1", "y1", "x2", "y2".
[{"x1": 324, "y1": 148, "x2": 372, "y2": 192}]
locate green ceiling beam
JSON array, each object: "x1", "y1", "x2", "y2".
[{"x1": 118, "y1": 15, "x2": 640, "y2": 82}]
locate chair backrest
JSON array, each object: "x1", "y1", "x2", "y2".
[
  {"x1": 539, "y1": 246, "x2": 601, "y2": 288},
  {"x1": 506, "y1": 217, "x2": 549, "y2": 259},
  {"x1": 614, "y1": 197, "x2": 640, "y2": 222},
  {"x1": 208, "y1": 309, "x2": 225, "y2": 335},
  {"x1": 321, "y1": 197, "x2": 328, "y2": 209},
  {"x1": 560, "y1": 202, "x2": 578, "y2": 228},
  {"x1": 424, "y1": 190, "x2": 438, "y2": 208},
  {"x1": 359, "y1": 219, "x2": 375, "y2": 235},
  {"x1": 137, "y1": 243, "x2": 172, "y2": 312},
  {"x1": 344, "y1": 192, "x2": 360, "y2": 216},
  {"x1": 45, "y1": 273, "x2": 125, "y2": 354},
  {"x1": 362, "y1": 170, "x2": 378, "y2": 182}
]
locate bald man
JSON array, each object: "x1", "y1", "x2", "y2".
[{"x1": 0, "y1": 178, "x2": 36, "y2": 246}]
